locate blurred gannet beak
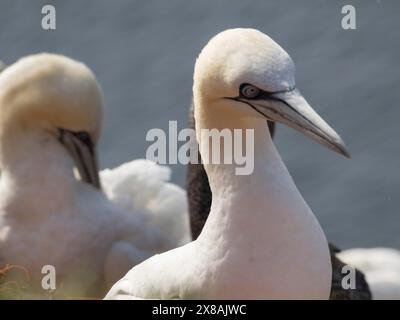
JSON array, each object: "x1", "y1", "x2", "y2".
[{"x1": 58, "y1": 128, "x2": 101, "y2": 189}]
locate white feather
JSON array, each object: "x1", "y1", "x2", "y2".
[
  {"x1": 106, "y1": 28, "x2": 333, "y2": 300},
  {"x1": 0, "y1": 54, "x2": 190, "y2": 298},
  {"x1": 338, "y1": 248, "x2": 400, "y2": 300},
  {"x1": 100, "y1": 159, "x2": 190, "y2": 247}
]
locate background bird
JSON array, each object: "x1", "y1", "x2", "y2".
[
  {"x1": 0, "y1": 54, "x2": 189, "y2": 299},
  {"x1": 337, "y1": 247, "x2": 400, "y2": 300}
]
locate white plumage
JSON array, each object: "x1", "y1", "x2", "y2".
[
  {"x1": 338, "y1": 248, "x2": 400, "y2": 300},
  {"x1": 105, "y1": 28, "x2": 352, "y2": 300},
  {"x1": 0, "y1": 53, "x2": 189, "y2": 298},
  {"x1": 100, "y1": 159, "x2": 190, "y2": 247}
]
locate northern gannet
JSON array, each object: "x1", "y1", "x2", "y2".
[
  {"x1": 187, "y1": 95, "x2": 371, "y2": 300},
  {"x1": 106, "y1": 28, "x2": 352, "y2": 299},
  {"x1": 0, "y1": 54, "x2": 189, "y2": 298}
]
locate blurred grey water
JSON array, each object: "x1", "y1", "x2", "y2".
[{"x1": 0, "y1": 0, "x2": 399, "y2": 249}]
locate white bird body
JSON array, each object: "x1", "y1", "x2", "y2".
[
  {"x1": 107, "y1": 106, "x2": 331, "y2": 300},
  {"x1": 196, "y1": 122, "x2": 331, "y2": 299},
  {"x1": 106, "y1": 28, "x2": 349, "y2": 300},
  {"x1": 338, "y1": 248, "x2": 400, "y2": 300},
  {"x1": 0, "y1": 54, "x2": 189, "y2": 298}
]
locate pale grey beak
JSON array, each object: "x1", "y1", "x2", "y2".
[
  {"x1": 58, "y1": 129, "x2": 101, "y2": 189},
  {"x1": 248, "y1": 89, "x2": 350, "y2": 158}
]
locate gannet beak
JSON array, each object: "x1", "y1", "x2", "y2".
[
  {"x1": 58, "y1": 129, "x2": 102, "y2": 189},
  {"x1": 248, "y1": 89, "x2": 350, "y2": 158}
]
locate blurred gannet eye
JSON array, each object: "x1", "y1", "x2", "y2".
[
  {"x1": 74, "y1": 131, "x2": 91, "y2": 146},
  {"x1": 240, "y1": 84, "x2": 260, "y2": 99}
]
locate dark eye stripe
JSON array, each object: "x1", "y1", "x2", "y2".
[
  {"x1": 58, "y1": 129, "x2": 95, "y2": 155},
  {"x1": 238, "y1": 83, "x2": 295, "y2": 100},
  {"x1": 73, "y1": 131, "x2": 93, "y2": 149}
]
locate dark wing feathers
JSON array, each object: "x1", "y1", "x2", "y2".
[{"x1": 186, "y1": 100, "x2": 371, "y2": 300}]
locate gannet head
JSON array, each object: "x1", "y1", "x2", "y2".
[
  {"x1": 0, "y1": 53, "x2": 103, "y2": 188},
  {"x1": 194, "y1": 28, "x2": 350, "y2": 158}
]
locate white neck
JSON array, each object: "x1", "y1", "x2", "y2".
[
  {"x1": 193, "y1": 98, "x2": 332, "y2": 298},
  {"x1": 0, "y1": 124, "x2": 76, "y2": 220},
  {"x1": 197, "y1": 110, "x2": 308, "y2": 242}
]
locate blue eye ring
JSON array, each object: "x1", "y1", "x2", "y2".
[{"x1": 240, "y1": 83, "x2": 260, "y2": 99}]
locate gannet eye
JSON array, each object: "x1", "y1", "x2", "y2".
[{"x1": 240, "y1": 84, "x2": 260, "y2": 99}]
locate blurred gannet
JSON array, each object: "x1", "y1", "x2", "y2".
[
  {"x1": 338, "y1": 247, "x2": 400, "y2": 299},
  {"x1": 0, "y1": 54, "x2": 189, "y2": 298},
  {"x1": 106, "y1": 28, "x2": 352, "y2": 299}
]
